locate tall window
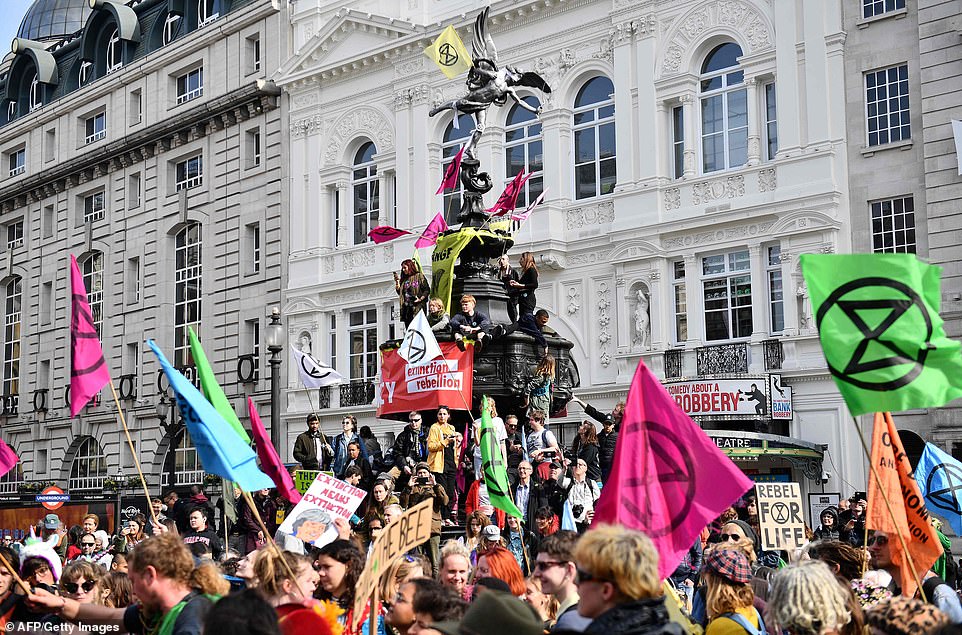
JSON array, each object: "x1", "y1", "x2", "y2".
[
  {"x1": 175, "y1": 155, "x2": 203, "y2": 190},
  {"x1": 106, "y1": 29, "x2": 122, "y2": 73},
  {"x1": 700, "y1": 43, "x2": 747, "y2": 173},
  {"x1": 176, "y1": 68, "x2": 203, "y2": 104},
  {"x1": 82, "y1": 252, "x2": 104, "y2": 335},
  {"x1": 329, "y1": 314, "x2": 337, "y2": 368},
  {"x1": 84, "y1": 191, "x2": 106, "y2": 223},
  {"x1": 247, "y1": 35, "x2": 261, "y2": 73},
  {"x1": 672, "y1": 261, "x2": 688, "y2": 343},
  {"x1": 864, "y1": 0, "x2": 904, "y2": 19},
  {"x1": 2, "y1": 278, "x2": 20, "y2": 396},
  {"x1": 573, "y1": 76, "x2": 616, "y2": 199},
  {"x1": 174, "y1": 224, "x2": 202, "y2": 367},
  {"x1": 441, "y1": 114, "x2": 475, "y2": 223},
  {"x1": 69, "y1": 437, "x2": 107, "y2": 490},
  {"x1": 28, "y1": 75, "x2": 42, "y2": 111},
  {"x1": 703, "y1": 250, "x2": 752, "y2": 341},
  {"x1": 173, "y1": 432, "x2": 203, "y2": 485},
  {"x1": 866, "y1": 64, "x2": 909, "y2": 147},
  {"x1": 348, "y1": 308, "x2": 378, "y2": 381},
  {"x1": 85, "y1": 111, "x2": 106, "y2": 144},
  {"x1": 8, "y1": 149, "x2": 25, "y2": 177},
  {"x1": 764, "y1": 83, "x2": 778, "y2": 160},
  {"x1": 352, "y1": 142, "x2": 378, "y2": 245},
  {"x1": 767, "y1": 246, "x2": 784, "y2": 333},
  {"x1": 871, "y1": 196, "x2": 915, "y2": 253},
  {"x1": 671, "y1": 105, "x2": 685, "y2": 179},
  {"x1": 504, "y1": 96, "x2": 543, "y2": 208}
]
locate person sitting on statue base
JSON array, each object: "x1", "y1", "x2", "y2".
[{"x1": 450, "y1": 295, "x2": 493, "y2": 353}]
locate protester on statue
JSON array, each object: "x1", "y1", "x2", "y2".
[
  {"x1": 525, "y1": 411, "x2": 562, "y2": 473},
  {"x1": 569, "y1": 421, "x2": 602, "y2": 483},
  {"x1": 498, "y1": 254, "x2": 521, "y2": 323},
  {"x1": 315, "y1": 539, "x2": 387, "y2": 635},
  {"x1": 806, "y1": 539, "x2": 892, "y2": 609},
  {"x1": 27, "y1": 533, "x2": 219, "y2": 635},
  {"x1": 182, "y1": 508, "x2": 224, "y2": 562},
  {"x1": 573, "y1": 525, "x2": 684, "y2": 635},
  {"x1": 471, "y1": 401, "x2": 507, "y2": 480},
  {"x1": 394, "y1": 258, "x2": 431, "y2": 327},
  {"x1": 332, "y1": 415, "x2": 369, "y2": 478},
  {"x1": 450, "y1": 295, "x2": 493, "y2": 352},
  {"x1": 401, "y1": 463, "x2": 450, "y2": 576},
  {"x1": 531, "y1": 531, "x2": 591, "y2": 633},
  {"x1": 427, "y1": 406, "x2": 460, "y2": 525},
  {"x1": 426, "y1": 297, "x2": 451, "y2": 334},
  {"x1": 409, "y1": 577, "x2": 468, "y2": 635},
  {"x1": 868, "y1": 529, "x2": 962, "y2": 623},
  {"x1": 767, "y1": 560, "x2": 860, "y2": 635},
  {"x1": 293, "y1": 413, "x2": 334, "y2": 471},
  {"x1": 524, "y1": 356, "x2": 555, "y2": 419},
  {"x1": 566, "y1": 459, "x2": 599, "y2": 533},
  {"x1": 439, "y1": 542, "x2": 473, "y2": 602}
]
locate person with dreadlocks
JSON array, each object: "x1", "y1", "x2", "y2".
[{"x1": 767, "y1": 560, "x2": 860, "y2": 635}]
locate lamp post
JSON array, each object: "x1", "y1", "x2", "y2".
[
  {"x1": 266, "y1": 307, "x2": 284, "y2": 452},
  {"x1": 156, "y1": 394, "x2": 170, "y2": 432}
]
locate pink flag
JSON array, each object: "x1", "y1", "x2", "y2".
[
  {"x1": 368, "y1": 226, "x2": 412, "y2": 244},
  {"x1": 436, "y1": 145, "x2": 465, "y2": 195},
  {"x1": 70, "y1": 255, "x2": 110, "y2": 417},
  {"x1": 415, "y1": 213, "x2": 449, "y2": 249},
  {"x1": 248, "y1": 398, "x2": 301, "y2": 504},
  {"x1": 592, "y1": 360, "x2": 753, "y2": 580},
  {"x1": 487, "y1": 171, "x2": 530, "y2": 216},
  {"x1": 511, "y1": 189, "x2": 547, "y2": 222},
  {"x1": 0, "y1": 437, "x2": 18, "y2": 478}
]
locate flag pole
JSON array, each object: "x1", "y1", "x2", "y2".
[
  {"x1": 851, "y1": 414, "x2": 926, "y2": 601},
  {"x1": 240, "y1": 489, "x2": 309, "y2": 600},
  {"x1": 107, "y1": 380, "x2": 161, "y2": 528}
]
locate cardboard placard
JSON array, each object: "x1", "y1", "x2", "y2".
[
  {"x1": 352, "y1": 498, "x2": 433, "y2": 629},
  {"x1": 807, "y1": 492, "x2": 841, "y2": 527},
  {"x1": 756, "y1": 482, "x2": 806, "y2": 550},
  {"x1": 278, "y1": 473, "x2": 366, "y2": 549}
]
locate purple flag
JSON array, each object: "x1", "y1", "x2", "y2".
[
  {"x1": 0, "y1": 437, "x2": 18, "y2": 478},
  {"x1": 70, "y1": 255, "x2": 110, "y2": 417},
  {"x1": 415, "y1": 213, "x2": 449, "y2": 249},
  {"x1": 487, "y1": 171, "x2": 529, "y2": 216},
  {"x1": 248, "y1": 398, "x2": 301, "y2": 505},
  {"x1": 368, "y1": 226, "x2": 412, "y2": 244},
  {"x1": 437, "y1": 145, "x2": 465, "y2": 195}
]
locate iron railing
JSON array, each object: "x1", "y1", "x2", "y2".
[
  {"x1": 664, "y1": 349, "x2": 684, "y2": 379},
  {"x1": 763, "y1": 339, "x2": 783, "y2": 370},
  {"x1": 317, "y1": 386, "x2": 331, "y2": 409},
  {"x1": 696, "y1": 343, "x2": 748, "y2": 375},
  {"x1": 340, "y1": 381, "x2": 375, "y2": 407}
]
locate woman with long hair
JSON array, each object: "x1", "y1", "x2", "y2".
[
  {"x1": 100, "y1": 571, "x2": 133, "y2": 608},
  {"x1": 525, "y1": 355, "x2": 555, "y2": 417},
  {"x1": 509, "y1": 252, "x2": 539, "y2": 316},
  {"x1": 524, "y1": 575, "x2": 559, "y2": 633},
  {"x1": 315, "y1": 539, "x2": 384, "y2": 635},
  {"x1": 498, "y1": 254, "x2": 521, "y2": 323},
  {"x1": 702, "y1": 548, "x2": 761, "y2": 635},
  {"x1": 332, "y1": 414, "x2": 369, "y2": 476},
  {"x1": 121, "y1": 516, "x2": 147, "y2": 553},
  {"x1": 60, "y1": 561, "x2": 104, "y2": 606},
  {"x1": 475, "y1": 546, "x2": 525, "y2": 597},
  {"x1": 768, "y1": 560, "x2": 858, "y2": 635},
  {"x1": 571, "y1": 421, "x2": 601, "y2": 482},
  {"x1": 254, "y1": 548, "x2": 318, "y2": 607},
  {"x1": 460, "y1": 511, "x2": 488, "y2": 564},
  {"x1": 394, "y1": 258, "x2": 430, "y2": 326}
]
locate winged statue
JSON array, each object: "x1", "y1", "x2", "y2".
[{"x1": 429, "y1": 7, "x2": 552, "y2": 160}]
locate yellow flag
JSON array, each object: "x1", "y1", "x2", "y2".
[{"x1": 424, "y1": 25, "x2": 472, "y2": 79}]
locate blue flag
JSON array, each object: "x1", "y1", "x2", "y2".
[
  {"x1": 148, "y1": 340, "x2": 274, "y2": 492},
  {"x1": 915, "y1": 442, "x2": 962, "y2": 536}
]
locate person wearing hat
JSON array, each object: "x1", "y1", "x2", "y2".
[
  {"x1": 702, "y1": 548, "x2": 762, "y2": 635},
  {"x1": 573, "y1": 525, "x2": 683, "y2": 635},
  {"x1": 400, "y1": 462, "x2": 449, "y2": 577},
  {"x1": 431, "y1": 590, "x2": 544, "y2": 635},
  {"x1": 479, "y1": 525, "x2": 503, "y2": 552},
  {"x1": 41, "y1": 514, "x2": 68, "y2": 561}
]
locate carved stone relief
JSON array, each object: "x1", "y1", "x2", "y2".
[
  {"x1": 661, "y1": 221, "x2": 775, "y2": 250},
  {"x1": 665, "y1": 188, "x2": 681, "y2": 211},
  {"x1": 565, "y1": 201, "x2": 615, "y2": 230},
  {"x1": 758, "y1": 168, "x2": 777, "y2": 192},
  {"x1": 597, "y1": 282, "x2": 612, "y2": 368},
  {"x1": 691, "y1": 175, "x2": 745, "y2": 204},
  {"x1": 322, "y1": 107, "x2": 394, "y2": 166}
]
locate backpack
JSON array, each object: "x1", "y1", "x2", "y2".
[{"x1": 719, "y1": 609, "x2": 765, "y2": 635}]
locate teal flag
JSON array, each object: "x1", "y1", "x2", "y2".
[
  {"x1": 148, "y1": 340, "x2": 274, "y2": 492},
  {"x1": 915, "y1": 442, "x2": 962, "y2": 536},
  {"x1": 800, "y1": 254, "x2": 962, "y2": 416},
  {"x1": 480, "y1": 396, "x2": 522, "y2": 518}
]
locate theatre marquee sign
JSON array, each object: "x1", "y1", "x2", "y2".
[{"x1": 663, "y1": 375, "x2": 792, "y2": 419}]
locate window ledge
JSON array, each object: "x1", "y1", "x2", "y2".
[
  {"x1": 861, "y1": 138, "x2": 913, "y2": 156},
  {"x1": 856, "y1": 7, "x2": 907, "y2": 29}
]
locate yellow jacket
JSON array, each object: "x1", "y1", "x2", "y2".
[{"x1": 426, "y1": 421, "x2": 456, "y2": 473}]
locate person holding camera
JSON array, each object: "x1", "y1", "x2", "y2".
[
  {"x1": 427, "y1": 406, "x2": 461, "y2": 525},
  {"x1": 401, "y1": 463, "x2": 449, "y2": 577},
  {"x1": 566, "y1": 459, "x2": 599, "y2": 533},
  {"x1": 392, "y1": 411, "x2": 428, "y2": 488}
]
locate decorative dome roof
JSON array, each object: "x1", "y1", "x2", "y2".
[{"x1": 17, "y1": 0, "x2": 93, "y2": 44}]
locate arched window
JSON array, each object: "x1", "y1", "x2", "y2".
[
  {"x1": 3, "y1": 278, "x2": 20, "y2": 397},
  {"x1": 81, "y1": 252, "x2": 104, "y2": 335},
  {"x1": 106, "y1": 29, "x2": 122, "y2": 73},
  {"x1": 78, "y1": 61, "x2": 92, "y2": 86},
  {"x1": 163, "y1": 13, "x2": 182, "y2": 45},
  {"x1": 174, "y1": 224, "x2": 202, "y2": 367},
  {"x1": 69, "y1": 437, "x2": 107, "y2": 490},
  {"x1": 441, "y1": 114, "x2": 474, "y2": 223},
  {"x1": 700, "y1": 43, "x2": 747, "y2": 173},
  {"x1": 352, "y1": 142, "x2": 378, "y2": 246},
  {"x1": 573, "y1": 76, "x2": 616, "y2": 200},
  {"x1": 28, "y1": 75, "x2": 41, "y2": 111},
  {"x1": 504, "y1": 96, "x2": 543, "y2": 208},
  {"x1": 198, "y1": 0, "x2": 218, "y2": 26}
]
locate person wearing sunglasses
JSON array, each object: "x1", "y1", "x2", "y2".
[
  {"x1": 69, "y1": 536, "x2": 99, "y2": 564},
  {"x1": 868, "y1": 530, "x2": 962, "y2": 623},
  {"x1": 60, "y1": 561, "x2": 104, "y2": 606},
  {"x1": 533, "y1": 531, "x2": 592, "y2": 633}
]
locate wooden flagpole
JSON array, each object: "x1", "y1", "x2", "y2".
[
  {"x1": 107, "y1": 380, "x2": 160, "y2": 528},
  {"x1": 240, "y1": 490, "x2": 309, "y2": 600},
  {"x1": 0, "y1": 551, "x2": 32, "y2": 594}
]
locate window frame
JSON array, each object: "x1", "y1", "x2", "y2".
[
  {"x1": 174, "y1": 223, "x2": 202, "y2": 367},
  {"x1": 572, "y1": 76, "x2": 617, "y2": 200},
  {"x1": 175, "y1": 154, "x2": 203, "y2": 191},
  {"x1": 351, "y1": 142, "x2": 379, "y2": 246},
  {"x1": 699, "y1": 44, "x2": 748, "y2": 174},
  {"x1": 106, "y1": 29, "x2": 122, "y2": 74},
  {"x1": 701, "y1": 249, "x2": 753, "y2": 342},
  {"x1": 163, "y1": 13, "x2": 182, "y2": 45},
  {"x1": 766, "y1": 245, "x2": 784, "y2": 334},
  {"x1": 865, "y1": 64, "x2": 910, "y2": 148},
  {"x1": 28, "y1": 75, "x2": 42, "y2": 112},
  {"x1": 8, "y1": 149, "x2": 25, "y2": 177},
  {"x1": 69, "y1": 437, "x2": 107, "y2": 491},
  {"x1": 5, "y1": 221, "x2": 23, "y2": 251},
  {"x1": 672, "y1": 260, "x2": 688, "y2": 344},
  {"x1": 176, "y1": 67, "x2": 204, "y2": 105},
  {"x1": 2, "y1": 277, "x2": 21, "y2": 397},
  {"x1": 348, "y1": 308, "x2": 378, "y2": 381},
  {"x1": 85, "y1": 111, "x2": 107, "y2": 145},
  {"x1": 198, "y1": 0, "x2": 219, "y2": 27},
  {"x1": 81, "y1": 252, "x2": 104, "y2": 335},
  {"x1": 84, "y1": 190, "x2": 107, "y2": 223},
  {"x1": 871, "y1": 195, "x2": 916, "y2": 254},
  {"x1": 503, "y1": 96, "x2": 544, "y2": 209},
  {"x1": 863, "y1": 0, "x2": 905, "y2": 19}
]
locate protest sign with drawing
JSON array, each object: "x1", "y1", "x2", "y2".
[
  {"x1": 278, "y1": 472, "x2": 366, "y2": 548},
  {"x1": 756, "y1": 482, "x2": 806, "y2": 550}
]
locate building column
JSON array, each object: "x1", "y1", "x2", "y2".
[
  {"x1": 745, "y1": 78, "x2": 761, "y2": 166},
  {"x1": 749, "y1": 245, "x2": 766, "y2": 342},
  {"x1": 540, "y1": 108, "x2": 568, "y2": 202},
  {"x1": 682, "y1": 94, "x2": 697, "y2": 177},
  {"x1": 335, "y1": 180, "x2": 349, "y2": 247},
  {"x1": 773, "y1": 0, "x2": 801, "y2": 154}
]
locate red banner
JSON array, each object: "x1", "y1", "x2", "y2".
[{"x1": 376, "y1": 342, "x2": 473, "y2": 416}]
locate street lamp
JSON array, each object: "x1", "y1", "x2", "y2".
[
  {"x1": 156, "y1": 394, "x2": 170, "y2": 432},
  {"x1": 266, "y1": 307, "x2": 284, "y2": 452}
]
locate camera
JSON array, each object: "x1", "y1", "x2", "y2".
[
  {"x1": 571, "y1": 505, "x2": 585, "y2": 518},
  {"x1": 416, "y1": 476, "x2": 429, "y2": 485},
  {"x1": 821, "y1": 471, "x2": 831, "y2": 484}
]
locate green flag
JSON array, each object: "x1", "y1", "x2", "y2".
[
  {"x1": 800, "y1": 253, "x2": 962, "y2": 415},
  {"x1": 188, "y1": 327, "x2": 251, "y2": 443},
  {"x1": 480, "y1": 396, "x2": 522, "y2": 518}
]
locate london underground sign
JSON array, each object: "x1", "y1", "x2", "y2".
[{"x1": 37, "y1": 486, "x2": 69, "y2": 511}]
